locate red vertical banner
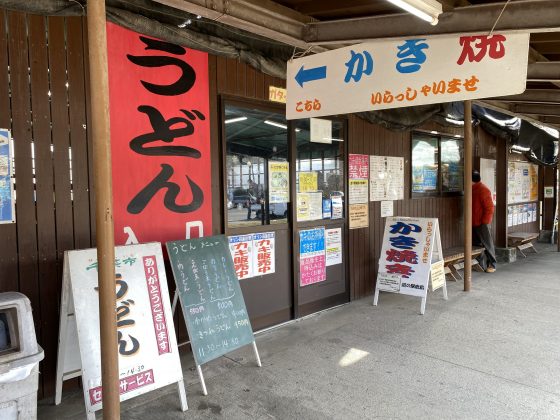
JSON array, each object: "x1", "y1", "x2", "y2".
[{"x1": 107, "y1": 23, "x2": 212, "y2": 245}]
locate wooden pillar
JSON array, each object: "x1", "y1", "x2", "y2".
[
  {"x1": 87, "y1": 1, "x2": 120, "y2": 418},
  {"x1": 464, "y1": 101, "x2": 473, "y2": 291}
]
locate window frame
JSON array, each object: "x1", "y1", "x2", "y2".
[
  {"x1": 411, "y1": 130, "x2": 465, "y2": 199},
  {"x1": 221, "y1": 95, "x2": 290, "y2": 232}
]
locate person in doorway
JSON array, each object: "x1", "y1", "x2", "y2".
[{"x1": 472, "y1": 170, "x2": 497, "y2": 272}]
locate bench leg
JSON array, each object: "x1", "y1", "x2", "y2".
[
  {"x1": 517, "y1": 246, "x2": 527, "y2": 258},
  {"x1": 530, "y1": 244, "x2": 538, "y2": 254},
  {"x1": 450, "y1": 265, "x2": 463, "y2": 280}
]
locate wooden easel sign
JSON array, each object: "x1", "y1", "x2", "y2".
[
  {"x1": 166, "y1": 235, "x2": 261, "y2": 396},
  {"x1": 373, "y1": 217, "x2": 447, "y2": 314},
  {"x1": 55, "y1": 243, "x2": 187, "y2": 419}
]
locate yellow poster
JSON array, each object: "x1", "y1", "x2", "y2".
[
  {"x1": 430, "y1": 260, "x2": 445, "y2": 291},
  {"x1": 529, "y1": 164, "x2": 538, "y2": 201},
  {"x1": 299, "y1": 172, "x2": 318, "y2": 192},
  {"x1": 349, "y1": 203, "x2": 369, "y2": 229},
  {"x1": 268, "y1": 161, "x2": 290, "y2": 203}
]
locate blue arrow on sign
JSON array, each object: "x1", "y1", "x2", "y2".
[{"x1": 295, "y1": 65, "x2": 327, "y2": 87}]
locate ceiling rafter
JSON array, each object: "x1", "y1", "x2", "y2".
[{"x1": 303, "y1": 1, "x2": 560, "y2": 44}]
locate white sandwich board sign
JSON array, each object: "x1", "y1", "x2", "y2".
[
  {"x1": 55, "y1": 242, "x2": 187, "y2": 419},
  {"x1": 286, "y1": 32, "x2": 529, "y2": 119},
  {"x1": 373, "y1": 217, "x2": 447, "y2": 314}
]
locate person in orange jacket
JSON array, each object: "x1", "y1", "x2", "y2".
[{"x1": 472, "y1": 170, "x2": 497, "y2": 272}]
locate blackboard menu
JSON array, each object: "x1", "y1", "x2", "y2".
[{"x1": 166, "y1": 235, "x2": 255, "y2": 366}]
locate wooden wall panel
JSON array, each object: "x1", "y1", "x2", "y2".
[
  {"x1": 348, "y1": 117, "x2": 479, "y2": 298},
  {"x1": 0, "y1": 10, "x2": 19, "y2": 293},
  {"x1": 0, "y1": 12, "x2": 94, "y2": 397},
  {"x1": 67, "y1": 17, "x2": 91, "y2": 250},
  {"x1": 28, "y1": 14, "x2": 59, "y2": 397},
  {"x1": 8, "y1": 11, "x2": 41, "y2": 334}
]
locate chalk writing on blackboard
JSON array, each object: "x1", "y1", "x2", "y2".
[{"x1": 166, "y1": 235, "x2": 256, "y2": 366}]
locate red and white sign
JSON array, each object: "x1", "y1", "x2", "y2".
[
  {"x1": 349, "y1": 154, "x2": 369, "y2": 180},
  {"x1": 143, "y1": 256, "x2": 170, "y2": 354},
  {"x1": 107, "y1": 23, "x2": 212, "y2": 245},
  {"x1": 61, "y1": 242, "x2": 185, "y2": 415},
  {"x1": 228, "y1": 232, "x2": 276, "y2": 280},
  {"x1": 89, "y1": 369, "x2": 155, "y2": 405}
]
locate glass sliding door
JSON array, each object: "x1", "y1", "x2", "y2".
[{"x1": 222, "y1": 98, "x2": 292, "y2": 329}]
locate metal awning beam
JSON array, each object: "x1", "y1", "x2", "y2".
[
  {"x1": 527, "y1": 62, "x2": 560, "y2": 82},
  {"x1": 304, "y1": 0, "x2": 560, "y2": 44},
  {"x1": 512, "y1": 103, "x2": 560, "y2": 117},
  {"x1": 497, "y1": 88, "x2": 560, "y2": 103},
  {"x1": 153, "y1": 0, "x2": 314, "y2": 49}
]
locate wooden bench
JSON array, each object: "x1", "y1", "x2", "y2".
[
  {"x1": 443, "y1": 246, "x2": 485, "y2": 281},
  {"x1": 508, "y1": 232, "x2": 539, "y2": 257}
]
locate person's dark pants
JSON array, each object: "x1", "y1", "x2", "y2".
[{"x1": 472, "y1": 224, "x2": 497, "y2": 270}]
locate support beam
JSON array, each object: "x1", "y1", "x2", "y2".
[
  {"x1": 153, "y1": 0, "x2": 313, "y2": 49},
  {"x1": 497, "y1": 89, "x2": 560, "y2": 104},
  {"x1": 87, "y1": 0, "x2": 120, "y2": 417},
  {"x1": 512, "y1": 103, "x2": 560, "y2": 117},
  {"x1": 527, "y1": 62, "x2": 560, "y2": 82},
  {"x1": 539, "y1": 116, "x2": 560, "y2": 125},
  {"x1": 464, "y1": 100, "x2": 473, "y2": 292},
  {"x1": 304, "y1": 0, "x2": 560, "y2": 44},
  {"x1": 495, "y1": 136, "x2": 509, "y2": 249}
]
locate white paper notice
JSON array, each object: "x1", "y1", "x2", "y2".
[
  {"x1": 325, "y1": 228, "x2": 342, "y2": 266},
  {"x1": 369, "y1": 156, "x2": 404, "y2": 201},
  {"x1": 377, "y1": 272, "x2": 401, "y2": 293},
  {"x1": 380, "y1": 201, "x2": 393, "y2": 218},
  {"x1": 310, "y1": 118, "x2": 333, "y2": 143}
]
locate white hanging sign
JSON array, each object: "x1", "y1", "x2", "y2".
[
  {"x1": 373, "y1": 217, "x2": 447, "y2": 314},
  {"x1": 55, "y1": 243, "x2": 187, "y2": 419},
  {"x1": 287, "y1": 33, "x2": 529, "y2": 119}
]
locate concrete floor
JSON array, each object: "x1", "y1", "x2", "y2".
[{"x1": 39, "y1": 244, "x2": 560, "y2": 419}]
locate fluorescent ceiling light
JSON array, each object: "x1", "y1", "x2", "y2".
[
  {"x1": 225, "y1": 116, "x2": 247, "y2": 124},
  {"x1": 323, "y1": 138, "x2": 344, "y2": 142},
  {"x1": 264, "y1": 120, "x2": 288, "y2": 129},
  {"x1": 264, "y1": 120, "x2": 300, "y2": 131},
  {"x1": 386, "y1": 0, "x2": 442, "y2": 26}
]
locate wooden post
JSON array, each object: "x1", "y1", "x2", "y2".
[
  {"x1": 464, "y1": 101, "x2": 473, "y2": 291},
  {"x1": 87, "y1": 1, "x2": 120, "y2": 418},
  {"x1": 557, "y1": 164, "x2": 559, "y2": 252}
]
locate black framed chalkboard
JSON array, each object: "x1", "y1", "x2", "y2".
[{"x1": 166, "y1": 235, "x2": 255, "y2": 366}]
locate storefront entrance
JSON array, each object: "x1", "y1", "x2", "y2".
[{"x1": 221, "y1": 97, "x2": 349, "y2": 329}]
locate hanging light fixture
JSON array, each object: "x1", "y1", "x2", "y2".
[{"x1": 386, "y1": 0, "x2": 443, "y2": 25}]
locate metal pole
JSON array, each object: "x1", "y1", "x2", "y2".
[
  {"x1": 87, "y1": 1, "x2": 120, "y2": 417},
  {"x1": 464, "y1": 100, "x2": 473, "y2": 291}
]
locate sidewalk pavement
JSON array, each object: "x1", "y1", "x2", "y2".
[{"x1": 39, "y1": 244, "x2": 560, "y2": 419}]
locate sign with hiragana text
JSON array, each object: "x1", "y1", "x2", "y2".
[
  {"x1": 287, "y1": 33, "x2": 529, "y2": 119},
  {"x1": 166, "y1": 236, "x2": 256, "y2": 366},
  {"x1": 107, "y1": 23, "x2": 212, "y2": 246},
  {"x1": 373, "y1": 217, "x2": 447, "y2": 314},
  {"x1": 299, "y1": 227, "x2": 326, "y2": 286},
  {"x1": 55, "y1": 243, "x2": 187, "y2": 419}
]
